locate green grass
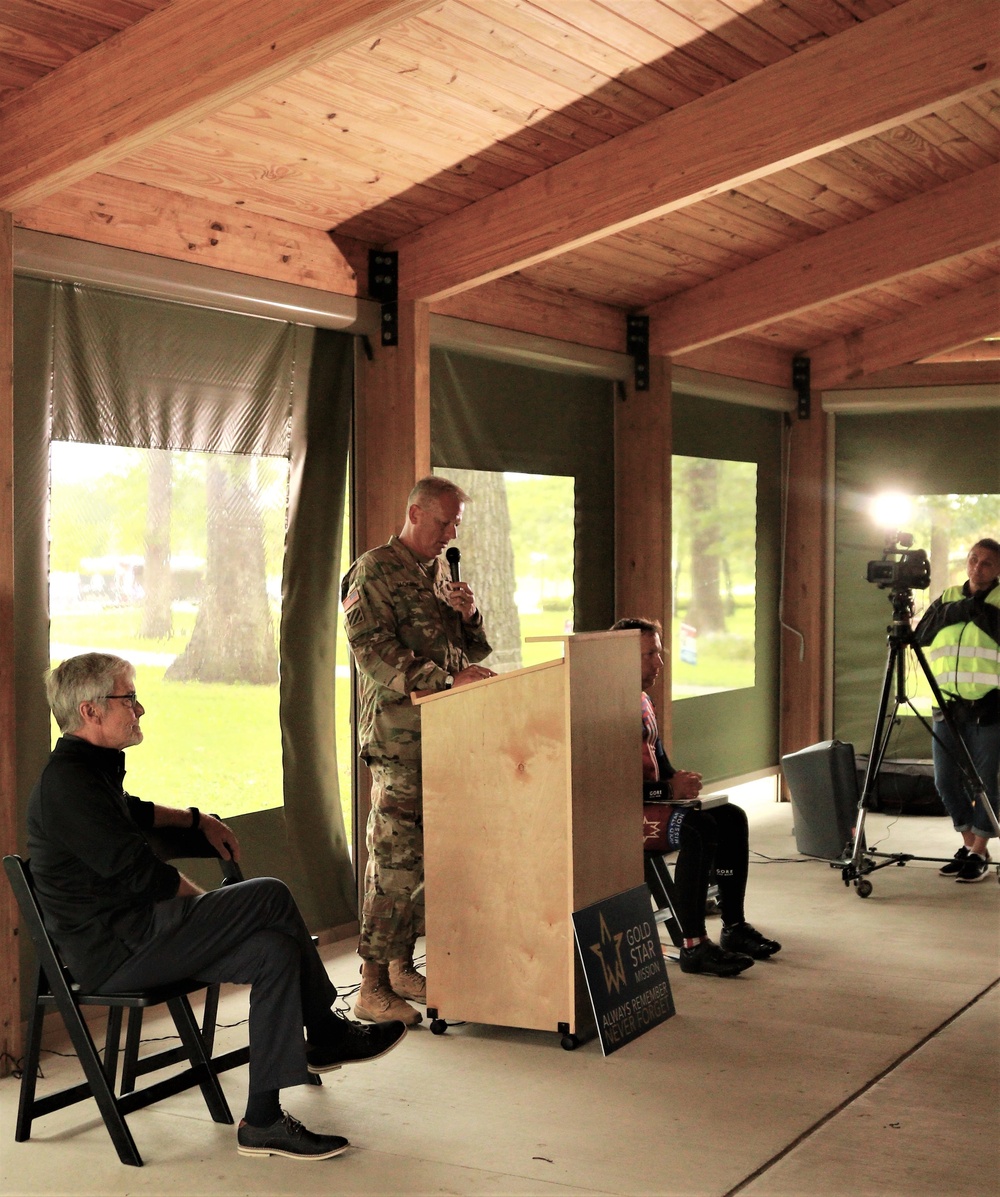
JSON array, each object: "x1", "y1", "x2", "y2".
[
  {"x1": 52, "y1": 609, "x2": 202, "y2": 658},
  {"x1": 51, "y1": 608, "x2": 354, "y2": 835},
  {"x1": 671, "y1": 602, "x2": 756, "y2": 696}
]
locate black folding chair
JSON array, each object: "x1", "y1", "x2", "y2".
[{"x1": 3, "y1": 853, "x2": 245, "y2": 1167}]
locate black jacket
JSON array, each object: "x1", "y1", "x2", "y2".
[{"x1": 26, "y1": 736, "x2": 181, "y2": 989}]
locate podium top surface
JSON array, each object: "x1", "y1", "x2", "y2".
[{"x1": 412, "y1": 656, "x2": 563, "y2": 707}]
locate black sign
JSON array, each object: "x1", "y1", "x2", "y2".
[{"x1": 572, "y1": 885, "x2": 675, "y2": 1056}]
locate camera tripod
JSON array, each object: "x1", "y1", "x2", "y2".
[{"x1": 842, "y1": 586, "x2": 1000, "y2": 897}]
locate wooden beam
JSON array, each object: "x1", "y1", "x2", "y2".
[
  {"x1": 15, "y1": 175, "x2": 367, "y2": 295},
  {"x1": 431, "y1": 278, "x2": 624, "y2": 356},
  {"x1": 649, "y1": 165, "x2": 1000, "y2": 356},
  {"x1": 780, "y1": 412, "x2": 828, "y2": 778},
  {"x1": 614, "y1": 356, "x2": 672, "y2": 739},
  {"x1": 919, "y1": 340, "x2": 1000, "y2": 363},
  {"x1": 0, "y1": 0, "x2": 441, "y2": 210},
  {"x1": 394, "y1": 0, "x2": 999, "y2": 300},
  {"x1": 821, "y1": 360, "x2": 1000, "y2": 389},
  {"x1": 0, "y1": 209, "x2": 18, "y2": 1074},
  {"x1": 810, "y1": 275, "x2": 1000, "y2": 389},
  {"x1": 672, "y1": 339, "x2": 793, "y2": 391}
]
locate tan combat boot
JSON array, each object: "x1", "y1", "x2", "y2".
[
  {"x1": 388, "y1": 952, "x2": 426, "y2": 1004},
  {"x1": 354, "y1": 961, "x2": 422, "y2": 1026}
]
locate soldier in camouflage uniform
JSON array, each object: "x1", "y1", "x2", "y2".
[{"x1": 342, "y1": 476, "x2": 494, "y2": 1024}]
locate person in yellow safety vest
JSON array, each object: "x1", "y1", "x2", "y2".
[{"x1": 914, "y1": 538, "x2": 1000, "y2": 884}]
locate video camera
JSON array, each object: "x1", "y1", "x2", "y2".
[{"x1": 865, "y1": 531, "x2": 931, "y2": 591}]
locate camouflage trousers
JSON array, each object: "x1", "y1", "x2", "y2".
[{"x1": 358, "y1": 758, "x2": 425, "y2": 963}]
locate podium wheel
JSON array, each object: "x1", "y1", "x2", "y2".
[
  {"x1": 560, "y1": 1034, "x2": 578, "y2": 1051},
  {"x1": 430, "y1": 1019, "x2": 448, "y2": 1036}
]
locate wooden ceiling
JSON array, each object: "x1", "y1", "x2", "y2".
[{"x1": 2, "y1": 0, "x2": 998, "y2": 390}]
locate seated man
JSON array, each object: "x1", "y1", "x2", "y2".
[
  {"x1": 27, "y1": 653, "x2": 406, "y2": 1161},
  {"x1": 611, "y1": 619, "x2": 782, "y2": 978}
]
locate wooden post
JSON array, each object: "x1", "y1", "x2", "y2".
[
  {"x1": 779, "y1": 407, "x2": 829, "y2": 787},
  {"x1": 353, "y1": 300, "x2": 431, "y2": 552},
  {"x1": 614, "y1": 354, "x2": 672, "y2": 742},
  {"x1": 0, "y1": 209, "x2": 19, "y2": 1073},
  {"x1": 350, "y1": 297, "x2": 431, "y2": 895}
]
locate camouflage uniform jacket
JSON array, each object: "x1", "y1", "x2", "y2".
[{"x1": 342, "y1": 535, "x2": 493, "y2": 763}]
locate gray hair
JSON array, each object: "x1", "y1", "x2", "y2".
[
  {"x1": 407, "y1": 475, "x2": 470, "y2": 509},
  {"x1": 46, "y1": 653, "x2": 134, "y2": 734}
]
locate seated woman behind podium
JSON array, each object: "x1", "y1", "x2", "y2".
[{"x1": 611, "y1": 619, "x2": 782, "y2": 977}]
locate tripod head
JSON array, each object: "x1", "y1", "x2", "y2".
[{"x1": 886, "y1": 586, "x2": 917, "y2": 633}]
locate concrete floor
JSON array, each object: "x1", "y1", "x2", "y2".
[{"x1": 1, "y1": 793, "x2": 997, "y2": 1196}]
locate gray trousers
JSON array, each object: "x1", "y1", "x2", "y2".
[{"x1": 97, "y1": 877, "x2": 337, "y2": 1094}]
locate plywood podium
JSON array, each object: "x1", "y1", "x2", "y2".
[{"x1": 415, "y1": 630, "x2": 642, "y2": 1043}]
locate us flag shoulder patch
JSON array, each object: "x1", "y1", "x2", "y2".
[{"x1": 342, "y1": 588, "x2": 360, "y2": 612}]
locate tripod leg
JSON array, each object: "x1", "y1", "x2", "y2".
[{"x1": 848, "y1": 642, "x2": 901, "y2": 875}]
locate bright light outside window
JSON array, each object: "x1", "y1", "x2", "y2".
[
  {"x1": 433, "y1": 469, "x2": 575, "y2": 670},
  {"x1": 49, "y1": 442, "x2": 289, "y2": 817},
  {"x1": 672, "y1": 455, "x2": 757, "y2": 700}
]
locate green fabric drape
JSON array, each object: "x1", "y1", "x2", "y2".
[
  {"x1": 52, "y1": 285, "x2": 295, "y2": 456},
  {"x1": 12, "y1": 277, "x2": 357, "y2": 937},
  {"x1": 430, "y1": 348, "x2": 616, "y2": 633},
  {"x1": 671, "y1": 391, "x2": 782, "y2": 782},
  {"x1": 279, "y1": 329, "x2": 357, "y2": 928}
]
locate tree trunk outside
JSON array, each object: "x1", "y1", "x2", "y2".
[
  {"x1": 684, "y1": 457, "x2": 727, "y2": 634},
  {"x1": 437, "y1": 468, "x2": 522, "y2": 673},
  {"x1": 140, "y1": 449, "x2": 173, "y2": 639},
  {"x1": 166, "y1": 457, "x2": 278, "y2": 684}
]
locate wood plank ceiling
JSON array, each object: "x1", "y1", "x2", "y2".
[{"x1": 1, "y1": 0, "x2": 998, "y2": 390}]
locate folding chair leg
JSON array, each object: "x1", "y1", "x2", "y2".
[
  {"x1": 166, "y1": 997, "x2": 233, "y2": 1125},
  {"x1": 103, "y1": 1007, "x2": 123, "y2": 1087},
  {"x1": 15, "y1": 969, "x2": 46, "y2": 1143},
  {"x1": 119, "y1": 1008, "x2": 144, "y2": 1096},
  {"x1": 200, "y1": 984, "x2": 220, "y2": 1056},
  {"x1": 50, "y1": 990, "x2": 143, "y2": 1166}
]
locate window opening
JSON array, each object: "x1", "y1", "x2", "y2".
[
  {"x1": 672, "y1": 455, "x2": 757, "y2": 700},
  {"x1": 49, "y1": 441, "x2": 289, "y2": 818}
]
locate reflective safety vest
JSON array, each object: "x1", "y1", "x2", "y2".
[{"x1": 924, "y1": 584, "x2": 1000, "y2": 702}]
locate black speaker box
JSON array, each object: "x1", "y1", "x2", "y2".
[{"x1": 782, "y1": 739, "x2": 859, "y2": 859}]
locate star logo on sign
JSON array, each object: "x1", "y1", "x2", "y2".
[{"x1": 589, "y1": 912, "x2": 627, "y2": 995}]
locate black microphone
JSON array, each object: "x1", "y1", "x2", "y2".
[{"x1": 445, "y1": 546, "x2": 461, "y2": 583}]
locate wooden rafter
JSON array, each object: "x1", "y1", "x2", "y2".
[
  {"x1": 393, "y1": 0, "x2": 1000, "y2": 300},
  {"x1": 646, "y1": 164, "x2": 1000, "y2": 357},
  {"x1": 810, "y1": 274, "x2": 1000, "y2": 389},
  {"x1": 0, "y1": 0, "x2": 441, "y2": 210}
]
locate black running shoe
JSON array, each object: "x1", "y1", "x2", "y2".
[
  {"x1": 307, "y1": 1013, "x2": 407, "y2": 1074},
  {"x1": 939, "y1": 846, "x2": 970, "y2": 876},
  {"x1": 679, "y1": 940, "x2": 754, "y2": 976},
  {"x1": 720, "y1": 922, "x2": 782, "y2": 959},
  {"x1": 237, "y1": 1112, "x2": 348, "y2": 1160},
  {"x1": 955, "y1": 852, "x2": 991, "y2": 884}
]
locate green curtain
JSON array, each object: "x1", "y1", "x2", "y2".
[
  {"x1": 12, "y1": 278, "x2": 357, "y2": 940},
  {"x1": 430, "y1": 348, "x2": 616, "y2": 632},
  {"x1": 671, "y1": 391, "x2": 783, "y2": 782}
]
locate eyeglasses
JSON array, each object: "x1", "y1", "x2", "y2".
[{"x1": 104, "y1": 692, "x2": 139, "y2": 708}]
